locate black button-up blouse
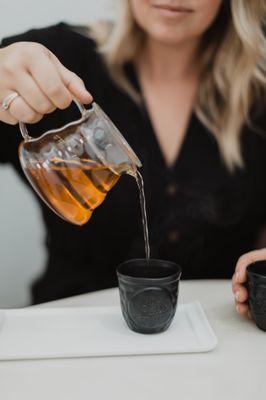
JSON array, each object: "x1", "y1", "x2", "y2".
[{"x1": 1, "y1": 22, "x2": 266, "y2": 303}]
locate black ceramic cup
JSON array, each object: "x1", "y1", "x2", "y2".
[
  {"x1": 116, "y1": 258, "x2": 182, "y2": 334},
  {"x1": 247, "y1": 261, "x2": 266, "y2": 331}
]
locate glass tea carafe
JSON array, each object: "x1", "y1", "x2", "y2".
[{"x1": 18, "y1": 100, "x2": 142, "y2": 225}]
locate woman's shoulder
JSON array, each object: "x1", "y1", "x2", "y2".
[
  {"x1": 1, "y1": 21, "x2": 95, "y2": 49},
  {"x1": 1, "y1": 22, "x2": 103, "y2": 70}
]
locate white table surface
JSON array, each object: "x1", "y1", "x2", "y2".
[{"x1": 0, "y1": 280, "x2": 265, "y2": 400}]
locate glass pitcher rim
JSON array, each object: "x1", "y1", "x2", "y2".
[
  {"x1": 19, "y1": 101, "x2": 142, "y2": 169},
  {"x1": 20, "y1": 108, "x2": 91, "y2": 143}
]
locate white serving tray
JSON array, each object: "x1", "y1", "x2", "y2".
[{"x1": 0, "y1": 301, "x2": 217, "y2": 360}]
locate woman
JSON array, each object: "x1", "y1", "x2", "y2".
[{"x1": 0, "y1": 1, "x2": 265, "y2": 318}]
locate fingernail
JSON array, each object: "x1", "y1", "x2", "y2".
[
  {"x1": 235, "y1": 272, "x2": 240, "y2": 282},
  {"x1": 235, "y1": 291, "x2": 240, "y2": 301},
  {"x1": 236, "y1": 304, "x2": 241, "y2": 313}
]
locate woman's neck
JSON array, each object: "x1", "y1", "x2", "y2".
[{"x1": 138, "y1": 37, "x2": 200, "y2": 82}]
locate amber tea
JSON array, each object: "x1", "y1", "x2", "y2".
[
  {"x1": 25, "y1": 157, "x2": 150, "y2": 258},
  {"x1": 25, "y1": 158, "x2": 120, "y2": 225}
]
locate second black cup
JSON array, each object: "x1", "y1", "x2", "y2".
[
  {"x1": 247, "y1": 261, "x2": 266, "y2": 331},
  {"x1": 117, "y1": 258, "x2": 181, "y2": 334}
]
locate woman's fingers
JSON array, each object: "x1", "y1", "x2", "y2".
[
  {"x1": 50, "y1": 53, "x2": 93, "y2": 104},
  {"x1": 0, "y1": 42, "x2": 93, "y2": 127},
  {"x1": 28, "y1": 50, "x2": 73, "y2": 109},
  {"x1": 232, "y1": 281, "x2": 248, "y2": 302},
  {"x1": 235, "y1": 248, "x2": 266, "y2": 283},
  {"x1": 0, "y1": 106, "x2": 18, "y2": 125},
  {"x1": 2, "y1": 61, "x2": 91, "y2": 125},
  {"x1": 235, "y1": 301, "x2": 249, "y2": 316},
  {"x1": 8, "y1": 95, "x2": 43, "y2": 124},
  {"x1": 14, "y1": 72, "x2": 56, "y2": 115},
  {"x1": 0, "y1": 112, "x2": 18, "y2": 125},
  {"x1": 233, "y1": 248, "x2": 266, "y2": 321}
]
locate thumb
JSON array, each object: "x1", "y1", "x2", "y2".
[
  {"x1": 235, "y1": 248, "x2": 266, "y2": 283},
  {"x1": 51, "y1": 53, "x2": 93, "y2": 104}
]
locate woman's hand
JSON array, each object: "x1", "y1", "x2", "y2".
[
  {"x1": 0, "y1": 42, "x2": 93, "y2": 125},
  {"x1": 232, "y1": 248, "x2": 266, "y2": 318}
]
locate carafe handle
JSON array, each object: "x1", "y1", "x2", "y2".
[{"x1": 19, "y1": 98, "x2": 87, "y2": 141}]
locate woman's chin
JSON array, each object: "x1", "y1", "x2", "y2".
[{"x1": 148, "y1": 29, "x2": 190, "y2": 46}]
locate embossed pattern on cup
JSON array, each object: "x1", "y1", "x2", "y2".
[{"x1": 117, "y1": 259, "x2": 181, "y2": 334}]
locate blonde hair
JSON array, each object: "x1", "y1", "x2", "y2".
[{"x1": 91, "y1": 0, "x2": 266, "y2": 170}]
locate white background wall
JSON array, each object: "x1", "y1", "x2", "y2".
[{"x1": 0, "y1": 0, "x2": 116, "y2": 308}]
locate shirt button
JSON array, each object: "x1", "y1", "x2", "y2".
[
  {"x1": 168, "y1": 230, "x2": 180, "y2": 243},
  {"x1": 166, "y1": 183, "x2": 178, "y2": 198}
]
